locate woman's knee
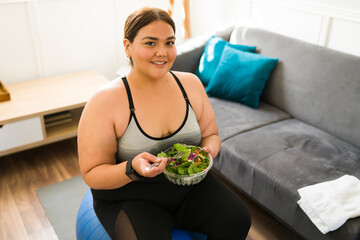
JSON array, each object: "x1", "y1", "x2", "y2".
[
  {"x1": 212, "y1": 190, "x2": 252, "y2": 239},
  {"x1": 117, "y1": 201, "x2": 173, "y2": 240},
  {"x1": 222, "y1": 205, "x2": 251, "y2": 239}
]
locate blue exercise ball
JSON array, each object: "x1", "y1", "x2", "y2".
[{"x1": 76, "y1": 189, "x2": 207, "y2": 240}]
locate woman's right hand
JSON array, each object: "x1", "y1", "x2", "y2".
[{"x1": 131, "y1": 152, "x2": 167, "y2": 178}]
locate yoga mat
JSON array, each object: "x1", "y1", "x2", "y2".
[{"x1": 36, "y1": 175, "x2": 88, "y2": 240}]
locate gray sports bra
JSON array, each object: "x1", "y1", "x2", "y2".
[{"x1": 116, "y1": 71, "x2": 202, "y2": 163}]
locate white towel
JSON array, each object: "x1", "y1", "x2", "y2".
[{"x1": 297, "y1": 175, "x2": 360, "y2": 234}]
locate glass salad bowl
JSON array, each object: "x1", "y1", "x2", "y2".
[{"x1": 158, "y1": 143, "x2": 213, "y2": 186}]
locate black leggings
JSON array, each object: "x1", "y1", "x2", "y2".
[{"x1": 92, "y1": 173, "x2": 251, "y2": 240}]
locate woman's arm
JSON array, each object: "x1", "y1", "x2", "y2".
[
  {"x1": 178, "y1": 72, "x2": 221, "y2": 158},
  {"x1": 197, "y1": 83, "x2": 221, "y2": 159},
  {"x1": 78, "y1": 85, "x2": 166, "y2": 190},
  {"x1": 78, "y1": 86, "x2": 130, "y2": 189}
]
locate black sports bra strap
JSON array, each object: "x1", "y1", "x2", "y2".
[
  {"x1": 122, "y1": 77, "x2": 135, "y2": 112},
  {"x1": 169, "y1": 71, "x2": 191, "y2": 105},
  {"x1": 123, "y1": 72, "x2": 190, "y2": 112}
]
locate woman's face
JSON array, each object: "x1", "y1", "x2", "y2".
[{"x1": 124, "y1": 20, "x2": 177, "y2": 80}]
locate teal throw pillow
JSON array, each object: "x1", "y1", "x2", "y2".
[
  {"x1": 206, "y1": 45, "x2": 278, "y2": 109},
  {"x1": 195, "y1": 36, "x2": 256, "y2": 86}
]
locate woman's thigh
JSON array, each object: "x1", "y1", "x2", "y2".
[
  {"x1": 95, "y1": 200, "x2": 173, "y2": 240},
  {"x1": 173, "y1": 173, "x2": 251, "y2": 240}
]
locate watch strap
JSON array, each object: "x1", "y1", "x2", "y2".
[{"x1": 126, "y1": 159, "x2": 142, "y2": 181}]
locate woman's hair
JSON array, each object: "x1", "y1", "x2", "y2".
[{"x1": 124, "y1": 7, "x2": 176, "y2": 43}]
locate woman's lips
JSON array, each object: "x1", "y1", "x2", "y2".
[{"x1": 151, "y1": 61, "x2": 167, "y2": 65}]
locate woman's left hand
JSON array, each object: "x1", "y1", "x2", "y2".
[{"x1": 202, "y1": 146, "x2": 213, "y2": 159}]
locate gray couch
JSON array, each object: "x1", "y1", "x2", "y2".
[{"x1": 172, "y1": 26, "x2": 360, "y2": 240}]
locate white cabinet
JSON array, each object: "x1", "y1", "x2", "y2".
[{"x1": 0, "y1": 117, "x2": 44, "y2": 151}]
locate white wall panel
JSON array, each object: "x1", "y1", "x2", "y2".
[
  {"x1": 251, "y1": 2, "x2": 323, "y2": 44},
  {"x1": 190, "y1": 0, "x2": 250, "y2": 38},
  {"x1": 248, "y1": 0, "x2": 360, "y2": 56},
  {"x1": 0, "y1": 3, "x2": 39, "y2": 84},
  {"x1": 36, "y1": 0, "x2": 118, "y2": 80},
  {"x1": 327, "y1": 19, "x2": 360, "y2": 56},
  {"x1": 299, "y1": 0, "x2": 360, "y2": 11},
  {"x1": 0, "y1": 0, "x2": 173, "y2": 84}
]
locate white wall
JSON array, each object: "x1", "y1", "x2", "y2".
[
  {"x1": 190, "y1": 0, "x2": 251, "y2": 36},
  {"x1": 190, "y1": 0, "x2": 360, "y2": 57},
  {"x1": 1, "y1": 0, "x2": 360, "y2": 85},
  {"x1": 0, "y1": 0, "x2": 183, "y2": 84}
]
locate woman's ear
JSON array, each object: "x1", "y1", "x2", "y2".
[{"x1": 124, "y1": 38, "x2": 131, "y2": 57}]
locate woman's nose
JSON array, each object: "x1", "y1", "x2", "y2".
[{"x1": 155, "y1": 46, "x2": 167, "y2": 56}]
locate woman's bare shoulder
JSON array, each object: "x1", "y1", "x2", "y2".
[
  {"x1": 87, "y1": 77, "x2": 127, "y2": 108},
  {"x1": 81, "y1": 77, "x2": 129, "y2": 124},
  {"x1": 171, "y1": 71, "x2": 204, "y2": 89},
  {"x1": 79, "y1": 77, "x2": 130, "y2": 138},
  {"x1": 171, "y1": 71, "x2": 208, "y2": 119}
]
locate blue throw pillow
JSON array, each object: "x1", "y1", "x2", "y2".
[
  {"x1": 195, "y1": 36, "x2": 256, "y2": 86},
  {"x1": 206, "y1": 45, "x2": 278, "y2": 109}
]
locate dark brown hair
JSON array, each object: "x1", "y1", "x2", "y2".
[{"x1": 124, "y1": 7, "x2": 176, "y2": 43}]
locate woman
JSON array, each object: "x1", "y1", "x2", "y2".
[{"x1": 78, "y1": 7, "x2": 251, "y2": 240}]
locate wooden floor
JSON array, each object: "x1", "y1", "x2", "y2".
[{"x1": 0, "y1": 138, "x2": 303, "y2": 240}]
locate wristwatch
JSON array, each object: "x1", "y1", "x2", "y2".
[{"x1": 126, "y1": 159, "x2": 142, "y2": 181}]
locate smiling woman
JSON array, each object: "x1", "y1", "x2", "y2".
[{"x1": 77, "y1": 7, "x2": 251, "y2": 240}]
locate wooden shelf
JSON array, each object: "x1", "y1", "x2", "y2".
[
  {"x1": 45, "y1": 108, "x2": 83, "y2": 140},
  {"x1": 0, "y1": 70, "x2": 109, "y2": 157}
]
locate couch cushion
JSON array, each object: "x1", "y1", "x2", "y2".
[
  {"x1": 213, "y1": 118, "x2": 360, "y2": 240},
  {"x1": 195, "y1": 36, "x2": 256, "y2": 86},
  {"x1": 209, "y1": 97, "x2": 290, "y2": 141},
  {"x1": 206, "y1": 45, "x2": 278, "y2": 109},
  {"x1": 230, "y1": 27, "x2": 360, "y2": 149}
]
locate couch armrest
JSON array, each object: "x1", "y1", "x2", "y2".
[{"x1": 171, "y1": 25, "x2": 234, "y2": 73}]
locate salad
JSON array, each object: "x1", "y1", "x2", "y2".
[{"x1": 157, "y1": 143, "x2": 210, "y2": 175}]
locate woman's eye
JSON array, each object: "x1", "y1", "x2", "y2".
[
  {"x1": 167, "y1": 41, "x2": 175, "y2": 46},
  {"x1": 145, "y1": 42, "x2": 155, "y2": 46}
]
